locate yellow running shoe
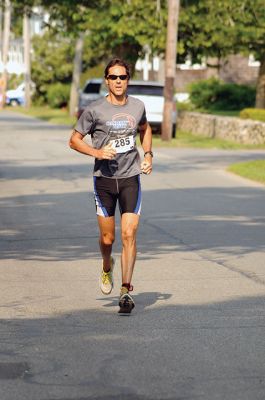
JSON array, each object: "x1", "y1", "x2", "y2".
[{"x1": 100, "y1": 256, "x2": 115, "y2": 295}]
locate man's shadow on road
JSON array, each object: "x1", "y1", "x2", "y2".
[{"x1": 97, "y1": 292, "x2": 172, "y2": 312}]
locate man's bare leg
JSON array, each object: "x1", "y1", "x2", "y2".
[
  {"x1": 97, "y1": 216, "x2": 115, "y2": 272},
  {"x1": 120, "y1": 212, "x2": 140, "y2": 285}
]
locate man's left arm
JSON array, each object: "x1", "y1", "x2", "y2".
[{"x1": 139, "y1": 122, "x2": 153, "y2": 175}]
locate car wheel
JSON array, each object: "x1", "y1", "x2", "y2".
[
  {"x1": 172, "y1": 124, "x2": 176, "y2": 138},
  {"x1": 10, "y1": 99, "x2": 19, "y2": 107}
]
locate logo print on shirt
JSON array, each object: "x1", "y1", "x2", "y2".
[{"x1": 106, "y1": 113, "x2": 136, "y2": 129}]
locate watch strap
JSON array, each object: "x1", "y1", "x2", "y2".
[{"x1": 144, "y1": 151, "x2": 153, "y2": 157}]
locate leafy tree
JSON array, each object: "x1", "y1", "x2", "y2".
[
  {"x1": 83, "y1": 0, "x2": 168, "y2": 73},
  {"x1": 178, "y1": 0, "x2": 237, "y2": 62},
  {"x1": 4, "y1": 1, "x2": 168, "y2": 97},
  {"x1": 5, "y1": 0, "x2": 100, "y2": 108},
  {"x1": 12, "y1": 0, "x2": 168, "y2": 106},
  {"x1": 178, "y1": 0, "x2": 265, "y2": 108},
  {"x1": 31, "y1": 31, "x2": 75, "y2": 103},
  {"x1": 232, "y1": 0, "x2": 265, "y2": 108},
  {"x1": 5, "y1": 1, "x2": 264, "y2": 108}
]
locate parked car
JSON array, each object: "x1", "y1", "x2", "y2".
[
  {"x1": 4, "y1": 82, "x2": 35, "y2": 106},
  {"x1": 6, "y1": 84, "x2": 25, "y2": 106},
  {"x1": 77, "y1": 79, "x2": 177, "y2": 136},
  {"x1": 127, "y1": 81, "x2": 177, "y2": 136},
  {"x1": 0, "y1": 85, "x2": 24, "y2": 106},
  {"x1": 77, "y1": 78, "x2": 105, "y2": 119}
]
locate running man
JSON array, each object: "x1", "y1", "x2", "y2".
[{"x1": 69, "y1": 58, "x2": 153, "y2": 314}]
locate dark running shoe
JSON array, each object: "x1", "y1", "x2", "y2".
[{"x1": 118, "y1": 287, "x2": 135, "y2": 314}]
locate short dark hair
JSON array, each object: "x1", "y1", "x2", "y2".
[{"x1": 104, "y1": 58, "x2": 131, "y2": 79}]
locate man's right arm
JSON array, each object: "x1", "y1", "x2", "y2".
[{"x1": 69, "y1": 130, "x2": 116, "y2": 160}]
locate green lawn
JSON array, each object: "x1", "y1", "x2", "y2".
[{"x1": 228, "y1": 160, "x2": 265, "y2": 185}]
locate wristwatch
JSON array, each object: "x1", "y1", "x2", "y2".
[{"x1": 144, "y1": 151, "x2": 153, "y2": 158}]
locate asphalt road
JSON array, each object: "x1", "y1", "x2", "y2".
[{"x1": 0, "y1": 110, "x2": 265, "y2": 400}]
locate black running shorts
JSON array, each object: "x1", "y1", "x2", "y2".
[{"x1": 93, "y1": 175, "x2": 141, "y2": 217}]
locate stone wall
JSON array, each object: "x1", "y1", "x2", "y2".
[{"x1": 177, "y1": 111, "x2": 265, "y2": 145}]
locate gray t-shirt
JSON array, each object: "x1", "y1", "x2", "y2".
[{"x1": 75, "y1": 96, "x2": 147, "y2": 178}]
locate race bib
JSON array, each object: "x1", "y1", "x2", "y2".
[{"x1": 110, "y1": 135, "x2": 134, "y2": 154}]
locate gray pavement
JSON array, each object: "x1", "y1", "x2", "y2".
[{"x1": 0, "y1": 109, "x2": 265, "y2": 400}]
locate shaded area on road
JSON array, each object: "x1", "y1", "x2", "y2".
[
  {"x1": 0, "y1": 161, "x2": 93, "y2": 181},
  {"x1": 0, "y1": 295, "x2": 265, "y2": 400},
  {"x1": 1, "y1": 149, "x2": 265, "y2": 181},
  {"x1": 0, "y1": 185, "x2": 264, "y2": 261}
]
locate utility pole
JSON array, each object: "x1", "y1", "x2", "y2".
[
  {"x1": 0, "y1": 6, "x2": 2, "y2": 45},
  {"x1": 161, "y1": 0, "x2": 179, "y2": 141},
  {"x1": 0, "y1": 0, "x2": 11, "y2": 109},
  {"x1": 69, "y1": 33, "x2": 84, "y2": 117},
  {"x1": 23, "y1": 8, "x2": 31, "y2": 108}
]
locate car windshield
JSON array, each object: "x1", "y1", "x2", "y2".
[
  {"x1": 83, "y1": 83, "x2": 101, "y2": 94},
  {"x1": 127, "y1": 85, "x2": 163, "y2": 96}
]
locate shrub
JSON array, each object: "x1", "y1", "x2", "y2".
[
  {"x1": 188, "y1": 78, "x2": 220, "y2": 110},
  {"x1": 188, "y1": 78, "x2": 255, "y2": 111},
  {"x1": 176, "y1": 101, "x2": 194, "y2": 111},
  {"x1": 240, "y1": 108, "x2": 265, "y2": 122},
  {"x1": 47, "y1": 83, "x2": 71, "y2": 108}
]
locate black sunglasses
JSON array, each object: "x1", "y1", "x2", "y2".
[{"x1": 107, "y1": 74, "x2": 128, "y2": 81}]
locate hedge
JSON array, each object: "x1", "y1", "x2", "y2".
[
  {"x1": 240, "y1": 108, "x2": 265, "y2": 122},
  {"x1": 188, "y1": 78, "x2": 255, "y2": 111}
]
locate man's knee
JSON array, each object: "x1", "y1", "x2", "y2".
[
  {"x1": 122, "y1": 226, "x2": 137, "y2": 244},
  {"x1": 100, "y1": 232, "x2": 115, "y2": 246}
]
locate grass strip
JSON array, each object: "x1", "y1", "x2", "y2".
[{"x1": 228, "y1": 159, "x2": 265, "y2": 184}]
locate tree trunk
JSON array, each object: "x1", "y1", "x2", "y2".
[
  {"x1": 23, "y1": 10, "x2": 31, "y2": 108},
  {"x1": 69, "y1": 33, "x2": 84, "y2": 117},
  {"x1": 0, "y1": 7, "x2": 2, "y2": 44},
  {"x1": 255, "y1": 54, "x2": 265, "y2": 109},
  {"x1": 114, "y1": 41, "x2": 141, "y2": 77},
  {"x1": 161, "y1": 0, "x2": 179, "y2": 141},
  {"x1": 0, "y1": 0, "x2": 11, "y2": 109}
]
